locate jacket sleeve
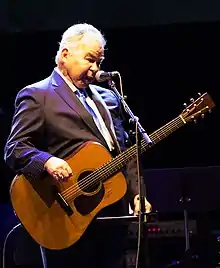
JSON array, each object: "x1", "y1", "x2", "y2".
[{"x1": 4, "y1": 87, "x2": 52, "y2": 179}]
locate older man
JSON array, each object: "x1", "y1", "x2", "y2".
[{"x1": 4, "y1": 23, "x2": 151, "y2": 268}]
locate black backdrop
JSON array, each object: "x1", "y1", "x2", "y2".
[
  {"x1": 1, "y1": 21, "x2": 220, "y2": 202},
  {"x1": 4, "y1": 0, "x2": 220, "y2": 31}
]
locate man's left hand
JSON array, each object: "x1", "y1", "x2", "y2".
[{"x1": 133, "y1": 194, "x2": 152, "y2": 216}]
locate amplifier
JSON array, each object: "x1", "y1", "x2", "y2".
[
  {"x1": 125, "y1": 220, "x2": 198, "y2": 268},
  {"x1": 128, "y1": 220, "x2": 197, "y2": 239}
]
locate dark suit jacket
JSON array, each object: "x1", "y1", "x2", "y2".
[{"x1": 4, "y1": 69, "x2": 139, "y2": 215}]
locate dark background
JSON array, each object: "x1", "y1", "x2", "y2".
[
  {"x1": 1, "y1": 1, "x2": 220, "y2": 266},
  {"x1": 5, "y1": 0, "x2": 220, "y2": 31}
]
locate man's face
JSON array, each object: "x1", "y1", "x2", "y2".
[{"x1": 60, "y1": 33, "x2": 104, "y2": 89}]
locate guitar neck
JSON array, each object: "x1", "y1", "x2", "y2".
[
  {"x1": 96, "y1": 116, "x2": 185, "y2": 181},
  {"x1": 147, "y1": 115, "x2": 185, "y2": 149}
]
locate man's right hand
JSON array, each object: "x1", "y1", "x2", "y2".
[{"x1": 44, "y1": 156, "x2": 73, "y2": 182}]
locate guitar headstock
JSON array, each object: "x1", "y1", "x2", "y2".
[{"x1": 180, "y1": 92, "x2": 215, "y2": 123}]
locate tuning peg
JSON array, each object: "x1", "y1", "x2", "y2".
[
  {"x1": 183, "y1": 103, "x2": 187, "y2": 108},
  {"x1": 198, "y1": 92, "x2": 201, "y2": 96},
  {"x1": 201, "y1": 113, "x2": 205, "y2": 119},
  {"x1": 190, "y1": 115, "x2": 196, "y2": 123},
  {"x1": 209, "y1": 109, "x2": 212, "y2": 113},
  {"x1": 190, "y1": 98, "x2": 194, "y2": 103}
]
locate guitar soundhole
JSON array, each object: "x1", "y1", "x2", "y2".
[
  {"x1": 78, "y1": 170, "x2": 101, "y2": 193},
  {"x1": 75, "y1": 170, "x2": 105, "y2": 215}
]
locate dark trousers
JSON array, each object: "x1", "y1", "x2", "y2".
[{"x1": 42, "y1": 220, "x2": 128, "y2": 268}]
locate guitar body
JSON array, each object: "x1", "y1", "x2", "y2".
[{"x1": 10, "y1": 142, "x2": 127, "y2": 250}]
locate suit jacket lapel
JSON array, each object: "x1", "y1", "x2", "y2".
[{"x1": 51, "y1": 70, "x2": 106, "y2": 143}]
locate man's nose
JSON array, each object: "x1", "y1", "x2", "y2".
[{"x1": 90, "y1": 62, "x2": 100, "y2": 72}]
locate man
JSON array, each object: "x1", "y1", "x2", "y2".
[{"x1": 4, "y1": 23, "x2": 151, "y2": 268}]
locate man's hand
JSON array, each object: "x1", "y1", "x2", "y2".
[
  {"x1": 44, "y1": 157, "x2": 73, "y2": 182},
  {"x1": 133, "y1": 194, "x2": 152, "y2": 216}
]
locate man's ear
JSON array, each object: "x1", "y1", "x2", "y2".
[{"x1": 60, "y1": 48, "x2": 70, "y2": 63}]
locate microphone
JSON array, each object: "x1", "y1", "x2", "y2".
[{"x1": 95, "y1": 70, "x2": 119, "y2": 82}]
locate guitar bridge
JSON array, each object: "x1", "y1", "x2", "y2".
[{"x1": 54, "y1": 187, "x2": 73, "y2": 216}]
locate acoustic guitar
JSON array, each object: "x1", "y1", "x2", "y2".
[{"x1": 10, "y1": 92, "x2": 215, "y2": 250}]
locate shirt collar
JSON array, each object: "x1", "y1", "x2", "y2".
[{"x1": 54, "y1": 67, "x2": 78, "y2": 93}]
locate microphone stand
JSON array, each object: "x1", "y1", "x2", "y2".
[
  {"x1": 107, "y1": 80, "x2": 152, "y2": 145},
  {"x1": 108, "y1": 79, "x2": 152, "y2": 268}
]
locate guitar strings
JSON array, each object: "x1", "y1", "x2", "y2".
[
  {"x1": 61, "y1": 117, "x2": 183, "y2": 201},
  {"x1": 62, "y1": 117, "x2": 183, "y2": 201},
  {"x1": 61, "y1": 117, "x2": 183, "y2": 202}
]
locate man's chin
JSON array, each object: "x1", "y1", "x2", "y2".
[
  {"x1": 80, "y1": 80, "x2": 94, "y2": 88},
  {"x1": 74, "y1": 81, "x2": 87, "y2": 89}
]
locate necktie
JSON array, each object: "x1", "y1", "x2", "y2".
[
  {"x1": 76, "y1": 89, "x2": 101, "y2": 127},
  {"x1": 76, "y1": 89, "x2": 114, "y2": 150}
]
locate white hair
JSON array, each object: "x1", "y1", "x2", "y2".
[{"x1": 55, "y1": 23, "x2": 106, "y2": 64}]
